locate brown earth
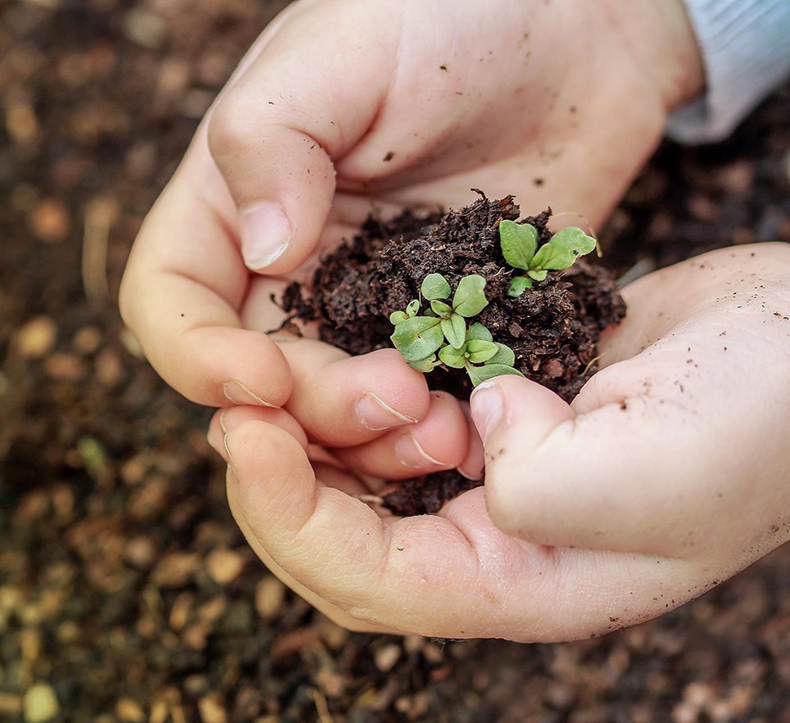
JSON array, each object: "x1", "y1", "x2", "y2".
[{"x1": 2, "y1": 1, "x2": 790, "y2": 721}]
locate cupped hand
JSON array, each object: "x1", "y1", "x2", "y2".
[
  {"x1": 206, "y1": 243, "x2": 790, "y2": 641},
  {"x1": 120, "y1": 0, "x2": 702, "y2": 473}
]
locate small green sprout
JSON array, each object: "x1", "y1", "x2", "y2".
[
  {"x1": 499, "y1": 220, "x2": 597, "y2": 297},
  {"x1": 389, "y1": 275, "x2": 524, "y2": 386}
]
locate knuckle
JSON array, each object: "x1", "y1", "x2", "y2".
[{"x1": 207, "y1": 91, "x2": 254, "y2": 161}]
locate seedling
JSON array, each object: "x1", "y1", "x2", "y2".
[
  {"x1": 499, "y1": 220, "x2": 597, "y2": 296},
  {"x1": 389, "y1": 274, "x2": 524, "y2": 386}
]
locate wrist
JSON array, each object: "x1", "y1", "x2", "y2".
[{"x1": 600, "y1": 0, "x2": 705, "y2": 113}]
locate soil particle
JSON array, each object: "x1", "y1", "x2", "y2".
[{"x1": 382, "y1": 470, "x2": 482, "y2": 516}]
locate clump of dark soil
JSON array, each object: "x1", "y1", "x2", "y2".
[{"x1": 284, "y1": 191, "x2": 626, "y2": 515}]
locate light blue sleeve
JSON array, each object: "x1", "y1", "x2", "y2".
[{"x1": 667, "y1": 0, "x2": 790, "y2": 144}]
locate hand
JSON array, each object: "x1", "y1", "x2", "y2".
[
  {"x1": 120, "y1": 0, "x2": 703, "y2": 477},
  {"x1": 205, "y1": 243, "x2": 790, "y2": 641}
]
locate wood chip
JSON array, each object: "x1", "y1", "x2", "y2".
[
  {"x1": 150, "y1": 552, "x2": 199, "y2": 587},
  {"x1": 198, "y1": 695, "x2": 227, "y2": 723},
  {"x1": 255, "y1": 577, "x2": 285, "y2": 620},
  {"x1": 115, "y1": 699, "x2": 145, "y2": 722},
  {"x1": 206, "y1": 548, "x2": 245, "y2": 585}
]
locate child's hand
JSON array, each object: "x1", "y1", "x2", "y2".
[
  {"x1": 207, "y1": 243, "x2": 790, "y2": 641},
  {"x1": 120, "y1": 0, "x2": 702, "y2": 467}
]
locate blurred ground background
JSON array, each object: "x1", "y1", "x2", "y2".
[{"x1": 1, "y1": 1, "x2": 790, "y2": 721}]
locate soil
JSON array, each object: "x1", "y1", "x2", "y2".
[
  {"x1": 283, "y1": 193, "x2": 626, "y2": 514},
  {"x1": 284, "y1": 194, "x2": 626, "y2": 403},
  {"x1": 2, "y1": 1, "x2": 790, "y2": 721}
]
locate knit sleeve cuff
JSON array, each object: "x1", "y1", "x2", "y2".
[{"x1": 667, "y1": 0, "x2": 790, "y2": 144}]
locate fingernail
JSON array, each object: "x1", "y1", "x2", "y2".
[
  {"x1": 458, "y1": 455, "x2": 484, "y2": 480},
  {"x1": 223, "y1": 432, "x2": 236, "y2": 469},
  {"x1": 355, "y1": 392, "x2": 417, "y2": 431},
  {"x1": 223, "y1": 380, "x2": 275, "y2": 407},
  {"x1": 239, "y1": 201, "x2": 291, "y2": 270},
  {"x1": 394, "y1": 433, "x2": 444, "y2": 470},
  {"x1": 219, "y1": 410, "x2": 229, "y2": 434},
  {"x1": 470, "y1": 381, "x2": 504, "y2": 442}
]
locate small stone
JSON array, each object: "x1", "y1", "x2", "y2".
[
  {"x1": 374, "y1": 644, "x2": 401, "y2": 672},
  {"x1": 6, "y1": 99, "x2": 39, "y2": 144},
  {"x1": 95, "y1": 349, "x2": 125, "y2": 387},
  {"x1": 123, "y1": 8, "x2": 166, "y2": 48},
  {"x1": 23, "y1": 683, "x2": 59, "y2": 723},
  {"x1": 71, "y1": 326, "x2": 102, "y2": 355},
  {"x1": 255, "y1": 577, "x2": 285, "y2": 619},
  {"x1": 43, "y1": 353, "x2": 87, "y2": 381},
  {"x1": 16, "y1": 316, "x2": 56, "y2": 358},
  {"x1": 116, "y1": 699, "x2": 145, "y2": 722},
  {"x1": 316, "y1": 616, "x2": 348, "y2": 650},
  {"x1": 206, "y1": 548, "x2": 245, "y2": 585},
  {"x1": 169, "y1": 592, "x2": 194, "y2": 632},
  {"x1": 28, "y1": 199, "x2": 70, "y2": 243},
  {"x1": 124, "y1": 536, "x2": 156, "y2": 569},
  {"x1": 403, "y1": 635, "x2": 424, "y2": 654},
  {"x1": 198, "y1": 695, "x2": 227, "y2": 723}
]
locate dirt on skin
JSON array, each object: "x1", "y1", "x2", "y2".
[{"x1": 283, "y1": 192, "x2": 626, "y2": 514}]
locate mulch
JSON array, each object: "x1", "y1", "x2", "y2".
[{"x1": 1, "y1": 1, "x2": 789, "y2": 720}]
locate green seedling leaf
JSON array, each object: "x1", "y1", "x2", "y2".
[
  {"x1": 466, "y1": 322, "x2": 493, "y2": 342},
  {"x1": 530, "y1": 227, "x2": 597, "y2": 271},
  {"x1": 439, "y1": 345, "x2": 467, "y2": 369},
  {"x1": 529, "y1": 243, "x2": 552, "y2": 270},
  {"x1": 389, "y1": 310, "x2": 408, "y2": 325},
  {"x1": 466, "y1": 339, "x2": 498, "y2": 364},
  {"x1": 431, "y1": 300, "x2": 453, "y2": 317},
  {"x1": 508, "y1": 276, "x2": 532, "y2": 297},
  {"x1": 408, "y1": 354, "x2": 438, "y2": 372},
  {"x1": 78, "y1": 436, "x2": 107, "y2": 481},
  {"x1": 486, "y1": 342, "x2": 515, "y2": 367},
  {"x1": 499, "y1": 220, "x2": 538, "y2": 270},
  {"x1": 453, "y1": 275, "x2": 488, "y2": 317},
  {"x1": 421, "y1": 273, "x2": 451, "y2": 300},
  {"x1": 441, "y1": 314, "x2": 466, "y2": 349},
  {"x1": 406, "y1": 299, "x2": 421, "y2": 317},
  {"x1": 467, "y1": 363, "x2": 526, "y2": 387},
  {"x1": 527, "y1": 269, "x2": 548, "y2": 281},
  {"x1": 390, "y1": 316, "x2": 443, "y2": 361}
]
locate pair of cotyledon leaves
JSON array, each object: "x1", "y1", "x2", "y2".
[
  {"x1": 499, "y1": 220, "x2": 597, "y2": 296},
  {"x1": 389, "y1": 274, "x2": 523, "y2": 384}
]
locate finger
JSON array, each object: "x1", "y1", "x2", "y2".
[
  {"x1": 120, "y1": 169, "x2": 293, "y2": 408},
  {"x1": 207, "y1": 405, "x2": 308, "y2": 460},
  {"x1": 278, "y1": 341, "x2": 431, "y2": 447},
  {"x1": 224, "y1": 420, "x2": 715, "y2": 640},
  {"x1": 206, "y1": 0, "x2": 399, "y2": 274},
  {"x1": 470, "y1": 373, "x2": 736, "y2": 556},
  {"x1": 457, "y1": 401, "x2": 485, "y2": 480},
  {"x1": 228, "y1": 476, "x2": 404, "y2": 634},
  {"x1": 332, "y1": 391, "x2": 468, "y2": 479}
]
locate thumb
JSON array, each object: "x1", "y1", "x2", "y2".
[
  {"x1": 206, "y1": 0, "x2": 399, "y2": 273},
  {"x1": 469, "y1": 374, "x2": 703, "y2": 555}
]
